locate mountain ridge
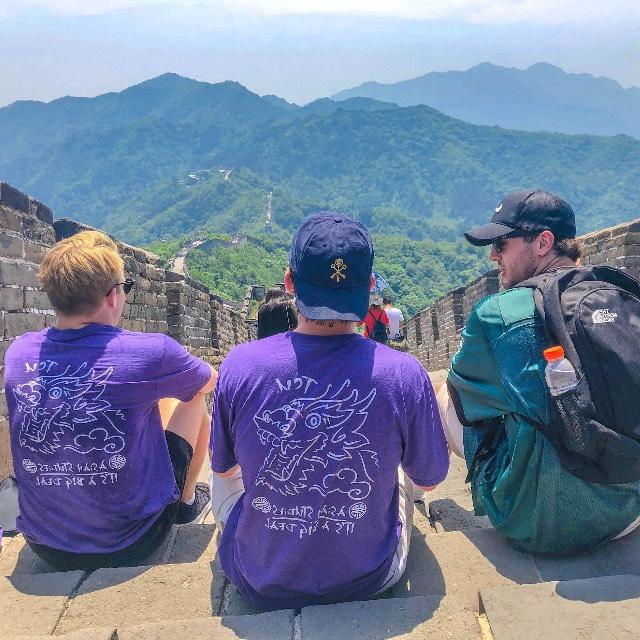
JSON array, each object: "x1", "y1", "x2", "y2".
[{"x1": 331, "y1": 62, "x2": 640, "y2": 138}]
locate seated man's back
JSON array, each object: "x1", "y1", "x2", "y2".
[
  {"x1": 211, "y1": 212, "x2": 448, "y2": 609},
  {"x1": 4, "y1": 230, "x2": 215, "y2": 566}
]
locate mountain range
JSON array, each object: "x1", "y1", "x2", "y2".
[
  {"x1": 0, "y1": 68, "x2": 638, "y2": 251},
  {"x1": 332, "y1": 62, "x2": 640, "y2": 139}
]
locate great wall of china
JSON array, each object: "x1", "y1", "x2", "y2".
[{"x1": 2, "y1": 180, "x2": 640, "y2": 639}]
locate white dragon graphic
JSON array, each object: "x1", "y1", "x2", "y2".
[
  {"x1": 13, "y1": 363, "x2": 125, "y2": 455},
  {"x1": 254, "y1": 380, "x2": 378, "y2": 499}
]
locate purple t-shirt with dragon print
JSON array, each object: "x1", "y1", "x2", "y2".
[
  {"x1": 211, "y1": 332, "x2": 449, "y2": 610},
  {"x1": 4, "y1": 324, "x2": 211, "y2": 553}
]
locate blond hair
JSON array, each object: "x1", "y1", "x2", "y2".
[{"x1": 38, "y1": 231, "x2": 125, "y2": 315}]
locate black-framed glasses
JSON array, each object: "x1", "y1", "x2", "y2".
[
  {"x1": 106, "y1": 278, "x2": 135, "y2": 296},
  {"x1": 492, "y1": 230, "x2": 540, "y2": 253}
]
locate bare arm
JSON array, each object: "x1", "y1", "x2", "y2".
[{"x1": 196, "y1": 365, "x2": 218, "y2": 395}]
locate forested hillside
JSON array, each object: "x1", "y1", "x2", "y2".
[{"x1": 3, "y1": 72, "x2": 639, "y2": 312}]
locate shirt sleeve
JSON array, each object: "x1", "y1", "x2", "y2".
[
  {"x1": 447, "y1": 307, "x2": 511, "y2": 425},
  {"x1": 211, "y1": 368, "x2": 238, "y2": 473},
  {"x1": 400, "y1": 364, "x2": 450, "y2": 487},
  {"x1": 155, "y1": 335, "x2": 212, "y2": 402}
]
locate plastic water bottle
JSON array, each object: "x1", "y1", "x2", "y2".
[{"x1": 543, "y1": 346, "x2": 578, "y2": 396}]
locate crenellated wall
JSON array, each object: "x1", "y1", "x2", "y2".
[
  {"x1": 0, "y1": 182, "x2": 255, "y2": 480},
  {"x1": 406, "y1": 218, "x2": 640, "y2": 372}
]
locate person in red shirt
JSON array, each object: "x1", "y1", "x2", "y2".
[{"x1": 359, "y1": 295, "x2": 390, "y2": 342}]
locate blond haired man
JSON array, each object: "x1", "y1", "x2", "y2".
[{"x1": 4, "y1": 231, "x2": 216, "y2": 570}]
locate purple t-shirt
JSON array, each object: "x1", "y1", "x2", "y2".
[
  {"x1": 211, "y1": 332, "x2": 448, "y2": 609},
  {"x1": 4, "y1": 324, "x2": 211, "y2": 553}
]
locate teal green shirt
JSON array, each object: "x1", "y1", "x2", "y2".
[{"x1": 449, "y1": 287, "x2": 640, "y2": 555}]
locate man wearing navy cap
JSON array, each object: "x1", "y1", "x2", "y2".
[
  {"x1": 438, "y1": 190, "x2": 640, "y2": 555},
  {"x1": 210, "y1": 212, "x2": 449, "y2": 610}
]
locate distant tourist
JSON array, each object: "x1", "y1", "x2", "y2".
[
  {"x1": 257, "y1": 286, "x2": 297, "y2": 339},
  {"x1": 210, "y1": 212, "x2": 448, "y2": 609},
  {"x1": 4, "y1": 231, "x2": 217, "y2": 570},
  {"x1": 383, "y1": 296, "x2": 404, "y2": 340},
  {"x1": 359, "y1": 294, "x2": 389, "y2": 343},
  {"x1": 438, "y1": 190, "x2": 640, "y2": 555}
]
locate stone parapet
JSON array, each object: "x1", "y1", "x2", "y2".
[
  {"x1": 406, "y1": 218, "x2": 640, "y2": 372},
  {"x1": 0, "y1": 183, "x2": 256, "y2": 481}
]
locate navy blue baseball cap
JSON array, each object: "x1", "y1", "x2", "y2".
[
  {"x1": 464, "y1": 190, "x2": 576, "y2": 246},
  {"x1": 289, "y1": 212, "x2": 374, "y2": 321}
]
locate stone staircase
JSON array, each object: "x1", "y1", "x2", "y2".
[{"x1": 3, "y1": 401, "x2": 640, "y2": 638}]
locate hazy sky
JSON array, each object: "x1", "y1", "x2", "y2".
[{"x1": 0, "y1": 0, "x2": 638, "y2": 106}]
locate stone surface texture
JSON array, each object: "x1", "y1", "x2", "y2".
[
  {"x1": 481, "y1": 574, "x2": 640, "y2": 640},
  {"x1": 58, "y1": 563, "x2": 226, "y2": 634},
  {"x1": 0, "y1": 570, "x2": 84, "y2": 637}
]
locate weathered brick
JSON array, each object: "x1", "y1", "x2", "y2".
[
  {"x1": 24, "y1": 289, "x2": 52, "y2": 311},
  {"x1": 23, "y1": 240, "x2": 49, "y2": 264},
  {"x1": 0, "y1": 206, "x2": 21, "y2": 232},
  {"x1": 28, "y1": 197, "x2": 54, "y2": 225},
  {"x1": 0, "y1": 232, "x2": 24, "y2": 259},
  {"x1": 0, "y1": 286, "x2": 23, "y2": 311},
  {"x1": 3, "y1": 311, "x2": 46, "y2": 338},
  {"x1": 0, "y1": 258, "x2": 39, "y2": 287},
  {"x1": 0, "y1": 182, "x2": 29, "y2": 213}
]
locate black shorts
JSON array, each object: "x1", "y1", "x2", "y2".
[{"x1": 28, "y1": 431, "x2": 193, "y2": 572}]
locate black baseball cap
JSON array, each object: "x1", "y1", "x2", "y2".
[
  {"x1": 464, "y1": 190, "x2": 576, "y2": 246},
  {"x1": 289, "y1": 212, "x2": 374, "y2": 321}
]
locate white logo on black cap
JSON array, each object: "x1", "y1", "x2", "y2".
[{"x1": 495, "y1": 203, "x2": 503, "y2": 213}]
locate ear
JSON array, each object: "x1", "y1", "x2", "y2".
[
  {"x1": 104, "y1": 286, "x2": 119, "y2": 310},
  {"x1": 284, "y1": 267, "x2": 295, "y2": 295},
  {"x1": 537, "y1": 230, "x2": 556, "y2": 257}
]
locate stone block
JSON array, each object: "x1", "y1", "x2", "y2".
[
  {"x1": 0, "y1": 182, "x2": 30, "y2": 213},
  {"x1": 168, "y1": 523, "x2": 219, "y2": 564},
  {"x1": 0, "y1": 258, "x2": 39, "y2": 287},
  {"x1": 0, "y1": 206, "x2": 22, "y2": 232},
  {"x1": 533, "y1": 527, "x2": 640, "y2": 583},
  {"x1": 0, "y1": 286, "x2": 23, "y2": 311},
  {"x1": 21, "y1": 216, "x2": 55, "y2": 245},
  {"x1": 0, "y1": 534, "x2": 58, "y2": 576},
  {"x1": 3, "y1": 311, "x2": 46, "y2": 338},
  {"x1": 24, "y1": 240, "x2": 49, "y2": 264},
  {"x1": 24, "y1": 289, "x2": 52, "y2": 311},
  {"x1": 16, "y1": 628, "x2": 116, "y2": 640},
  {"x1": 28, "y1": 197, "x2": 54, "y2": 225},
  {"x1": 0, "y1": 232, "x2": 24, "y2": 259},
  {"x1": 480, "y1": 575, "x2": 640, "y2": 640},
  {"x1": 59, "y1": 562, "x2": 226, "y2": 634},
  {"x1": 0, "y1": 570, "x2": 85, "y2": 637},
  {"x1": 119, "y1": 610, "x2": 295, "y2": 640},
  {"x1": 300, "y1": 595, "x2": 479, "y2": 639},
  {"x1": 165, "y1": 271, "x2": 184, "y2": 283},
  {"x1": 387, "y1": 528, "x2": 540, "y2": 608}
]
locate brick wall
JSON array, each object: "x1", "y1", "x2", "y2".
[
  {"x1": 0, "y1": 182, "x2": 255, "y2": 481},
  {"x1": 406, "y1": 218, "x2": 640, "y2": 372}
]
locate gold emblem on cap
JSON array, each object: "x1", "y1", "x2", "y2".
[{"x1": 330, "y1": 258, "x2": 347, "y2": 282}]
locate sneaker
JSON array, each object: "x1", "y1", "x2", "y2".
[{"x1": 176, "y1": 483, "x2": 212, "y2": 525}]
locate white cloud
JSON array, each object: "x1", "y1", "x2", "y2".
[{"x1": 2, "y1": 0, "x2": 638, "y2": 23}]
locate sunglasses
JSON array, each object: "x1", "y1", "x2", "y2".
[
  {"x1": 492, "y1": 230, "x2": 539, "y2": 253},
  {"x1": 106, "y1": 278, "x2": 135, "y2": 296}
]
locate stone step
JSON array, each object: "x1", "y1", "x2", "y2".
[
  {"x1": 0, "y1": 570, "x2": 85, "y2": 637},
  {"x1": 14, "y1": 596, "x2": 480, "y2": 640},
  {"x1": 480, "y1": 574, "x2": 640, "y2": 640},
  {"x1": 298, "y1": 594, "x2": 481, "y2": 639}
]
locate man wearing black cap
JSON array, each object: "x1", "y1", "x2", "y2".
[
  {"x1": 210, "y1": 212, "x2": 449, "y2": 610},
  {"x1": 438, "y1": 190, "x2": 640, "y2": 555}
]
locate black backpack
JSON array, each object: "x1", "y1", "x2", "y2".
[
  {"x1": 368, "y1": 310, "x2": 388, "y2": 344},
  {"x1": 518, "y1": 265, "x2": 640, "y2": 484}
]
